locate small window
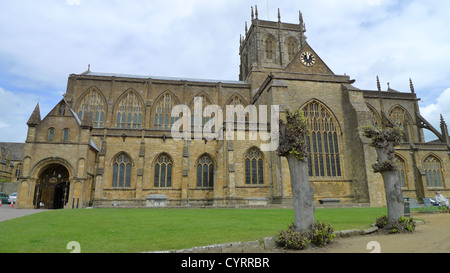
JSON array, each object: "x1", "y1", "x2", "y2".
[
  {"x1": 48, "y1": 128, "x2": 55, "y2": 142},
  {"x1": 63, "y1": 129, "x2": 69, "y2": 142}
]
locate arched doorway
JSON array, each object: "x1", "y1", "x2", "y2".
[{"x1": 33, "y1": 164, "x2": 70, "y2": 209}]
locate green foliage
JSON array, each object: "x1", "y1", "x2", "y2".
[
  {"x1": 362, "y1": 126, "x2": 404, "y2": 149},
  {"x1": 362, "y1": 126, "x2": 404, "y2": 173},
  {"x1": 277, "y1": 108, "x2": 309, "y2": 161},
  {"x1": 375, "y1": 215, "x2": 416, "y2": 234},
  {"x1": 276, "y1": 221, "x2": 336, "y2": 250},
  {"x1": 275, "y1": 224, "x2": 311, "y2": 250},
  {"x1": 375, "y1": 215, "x2": 388, "y2": 228},
  {"x1": 372, "y1": 160, "x2": 397, "y2": 173}
]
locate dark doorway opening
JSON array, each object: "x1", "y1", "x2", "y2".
[{"x1": 34, "y1": 164, "x2": 70, "y2": 209}]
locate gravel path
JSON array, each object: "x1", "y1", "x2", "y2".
[{"x1": 0, "y1": 206, "x2": 48, "y2": 222}]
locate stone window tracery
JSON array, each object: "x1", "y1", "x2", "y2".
[
  {"x1": 286, "y1": 37, "x2": 298, "y2": 61},
  {"x1": 154, "y1": 153, "x2": 173, "y2": 188},
  {"x1": 245, "y1": 147, "x2": 264, "y2": 185},
  {"x1": 116, "y1": 91, "x2": 143, "y2": 129},
  {"x1": 197, "y1": 154, "x2": 214, "y2": 188},
  {"x1": 302, "y1": 100, "x2": 342, "y2": 178},
  {"x1": 264, "y1": 35, "x2": 276, "y2": 61},
  {"x1": 395, "y1": 154, "x2": 407, "y2": 188},
  {"x1": 389, "y1": 106, "x2": 410, "y2": 142},
  {"x1": 112, "y1": 153, "x2": 132, "y2": 188},
  {"x1": 191, "y1": 94, "x2": 213, "y2": 131},
  {"x1": 154, "y1": 93, "x2": 176, "y2": 130},
  {"x1": 77, "y1": 88, "x2": 106, "y2": 128},
  {"x1": 423, "y1": 155, "x2": 444, "y2": 188},
  {"x1": 226, "y1": 94, "x2": 248, "y2": 124}
]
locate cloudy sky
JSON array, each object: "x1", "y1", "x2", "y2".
[{"x1": 1, "y1": 0, "x2": 449, "y2": 142}]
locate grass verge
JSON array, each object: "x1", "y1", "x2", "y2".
[{"x1": 0, "y1": 207, "x2": 386, "y2": 253}]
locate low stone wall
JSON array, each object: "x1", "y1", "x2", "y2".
[
  {"x1": 144, "y1": 225, "x2": 381, "y2": 253},
  {"x1": 0, "y1": 182, "x2": 18, "y2": 195}
]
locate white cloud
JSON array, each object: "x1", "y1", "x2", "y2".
[
  {"x1": 420, "y1": 87, "x2": 450, "y2": 141},
  {"x1": 0, "y1": 0, "x2": 450, "y2": 142},
  {"x1": 0, "y1": 87, "x2": 43, "y2": 142}
]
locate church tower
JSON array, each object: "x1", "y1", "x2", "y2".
[{"x1": 239, "y1": 6, "x2": 307, "y2": 90}]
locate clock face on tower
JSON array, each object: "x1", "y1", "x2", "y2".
[{"x1": 300, "y1": 51, "x2": 316, "y2": 67}]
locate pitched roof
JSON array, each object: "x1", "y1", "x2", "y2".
[
  {"x1": 80, "y1": 71, "x2": 249, "y2": 86},
  {"x1": 27, "y1": 103, "x2": 41, "y2": 126},
  {"x1": 0, "y1": 142, "x2": 25, "y2": 161}
]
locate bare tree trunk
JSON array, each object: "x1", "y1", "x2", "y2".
[
  {"x1": 375, "y1": 147, "x2": 404, "y2": 222},
  {"x1": 286, "y1": 154, "x2": 315, "y2": 233}
]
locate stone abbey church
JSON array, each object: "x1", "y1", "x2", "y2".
[{"x1": 15, "y1": 8, "x2": 450, "y2": 210}]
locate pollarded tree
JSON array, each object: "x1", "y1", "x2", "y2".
[
  {"x1": 362, "y1": 126, "x2": 404, "y2": 223},
  {"x1": 277, "y1": 108, "x2": 315, "y2": 233}
]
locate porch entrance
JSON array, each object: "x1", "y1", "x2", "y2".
[{"x1": 34, "y1": 164, "x2": 70, "y2": 209}]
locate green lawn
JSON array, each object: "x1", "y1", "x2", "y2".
[{"x1": 0, "y1": 207, "x2": 386, "y2": 253}]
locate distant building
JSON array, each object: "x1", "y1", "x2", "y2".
[
  {"x1": 0, "y1": 142, "x2": 24, "y2": 182},
  {"x1": 15, "y1": 8, "x2": 450, "y2": 209}
]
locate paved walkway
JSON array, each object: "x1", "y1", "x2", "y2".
[{"x1": 0, "y1": 206, "x2": 48, "y2": 222}]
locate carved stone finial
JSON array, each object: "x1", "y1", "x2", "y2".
[
  {"x1": 376, "y1": 76, "x2": 381, "y2": 92},
  {"x1": 409, "y1": 78, "x2": 415, "y2": 94}
]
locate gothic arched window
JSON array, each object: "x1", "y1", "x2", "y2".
[
  {"x1": 366, "y1": 104, "x2": 381, "y2": 130},
  {"x1": 116, "y1": 91, "x2": 143, "y2": 129},
  {"x1": 225, "y1": 94, "x2": 248, "y2": 124},
  {"x1": 154, "y1": 93, "x2": 177, "y2": 130},
  {"x1": 14, "y1": 163, "x2": 22, "y2": 178},
  {"x1": 197, "y1": 154, "x2": 214, "y2": 188},
  {"x1": 154, "y1": 153, "x2": 173, "y2": 188},
  {"x1": 423, "y1": 155, "x2": 444, "y2": 188},
  {"x1": 389, "y1": 106, "x2": 410, "y2": 142},
  {"x1": 395, "y1": 154, "x2": 408, "y2": 188},
  {"x1": 286, "y1": 37, "x2": 298, "y2": 61},
  {"x1": 190, "y1": 93, "x2": 213, "y2": 131},
  {"x1": 245, "y1": 147, "x2": 264, "y2": 185},
  {"x1": 302, "y1": 100, "x2": 342, "y2": 178},
  {"x1": 112, "y1": 153, "x2": 132, "y2": 188},
  {"x1": 77, "y1": 88, "x2": 106, "y2": 128},
  {"x1": 264, "y1": 35, "x2": 276, "y2": 61}
]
